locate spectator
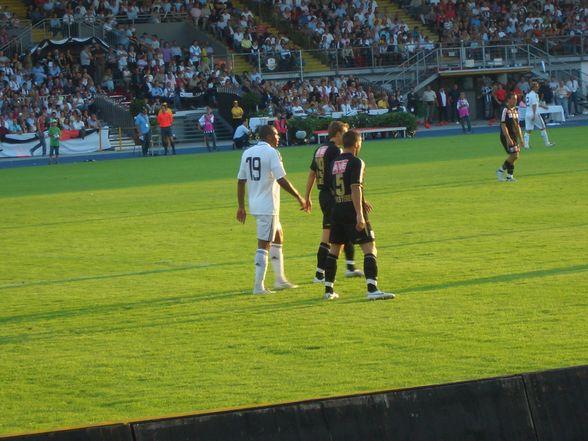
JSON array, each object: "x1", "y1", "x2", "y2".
[
  {"x1": 437, "y1": 86, "x2": 449, "y2": 124},
  {"x1": 422, "y1": 85, "x2": 437, "y2": 128},
  {"x1": 457, "y1": 92, "x2": 472, "y2": 134},
  {"x1": 231, "y1": 100, "x2": 244, "y2": 133},
  {"x1": 555, "y1": 80, "x2": 571, "y2": 118},
  {"x1": 198, "y1": 106, "x2": 217, "y2": 151},
  {"x1": 233, "y1": 118, "x2": 251, "y2": 150}
]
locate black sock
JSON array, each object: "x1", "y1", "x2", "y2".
[
  {"x1": 316, "y1": 242, "x2": 329, "y2": 279},
  {"x1": 344, "y1": 242, "x2": 355, "y2": 270},
  {"x1": 507, "y1": 162, "x2": 515, "y2": 175},
  {"x1": 364, "y1": 253, "x2": 378, "y2": 293},
  {"x1": 502, "y1": 160, "x2": 510, "y2": 171},
  {"x1": 324, "y1": 253, "x2": 338, "y2": 294}
]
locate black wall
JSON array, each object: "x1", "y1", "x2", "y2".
[{"x1": 3, "y1": 365, "x2": 586, "y2": 441}]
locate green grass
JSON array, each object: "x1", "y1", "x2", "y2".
[{"x1": 0, "y1": 128, "x2": 587, "y2": 436}]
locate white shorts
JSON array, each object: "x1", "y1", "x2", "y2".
[
  {"x1": 254, "y1": 215, "x2": 281, "y2": 242},
  {"x1": 525, "y1": 114, "x2": 546, "y2": 131}
]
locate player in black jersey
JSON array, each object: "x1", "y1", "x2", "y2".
[
  {"x1": 322, "y1": 130, "x2": 395, "y2": 301},
  {"x1": 496, "y1": 92, "x2": 524, "y2": 182},
  {"x1": 304, "y1": 121, "x2": 363, "y2": 283}
]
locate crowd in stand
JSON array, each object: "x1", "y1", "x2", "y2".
[
  {"x1": 240, "y1": 74, "x2": 405, "y2": 118},
  {"x1": 275, "y1": 0, "x2": 435, "y2": 66},
  {"x1": 0, "y1": 5, "x2": 21, "y2": 29},
  {"x1": 0, "y1": 46, "x2": 100, "y2": 139},
  {"x1": 400, "y1": 0, "x2": 588, "y2": 46}
]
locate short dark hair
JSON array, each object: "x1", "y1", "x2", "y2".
[
  {"x1": 506, "y1": 92, "x2": 517, "y2": 102},
  {"x1": 259, "y1": 124, "x2": 276, "y2": 141},
  {"x1": 342, "y1": 130, "x2": 361, "y2": 149}
]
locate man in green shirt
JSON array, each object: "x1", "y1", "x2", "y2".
[{"x1": 48, "y1": 119, "x2": 61, "y2": 165}]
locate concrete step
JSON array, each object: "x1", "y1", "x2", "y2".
[{"x1": 376, "y1": 1, "x2": 437, "y2": 42}]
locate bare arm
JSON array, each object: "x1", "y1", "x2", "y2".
[
  {"x1": 351, "y1": 184, "x2": 365, "y2": 231},
  {"x1": 236, "y1": 179, "x2": 247, "y2": 223},
  {"x1": 277, "y1": 177, "x2": 306, "y2": 210},
  {"x1": 304, "y1": 169, "x2": 316, "y2": 212}
]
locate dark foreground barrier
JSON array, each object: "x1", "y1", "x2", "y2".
[
  {"x1": 2, "y1": 424, "x2": 132, "y2": 441},
  {"x1": 524, "y1": 366, "x2": 588, "y2": 441},
  {"x1": 3, "y1": 365, "x2": 586, "y2": 441}
]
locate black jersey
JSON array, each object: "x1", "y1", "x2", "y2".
[
  {"x1": 310, "y1": 141, "x2": 341, "y2": 191},
  {"x1": 500, "y1": 106, "x2": 520, "y2": 144},
  {"x1": 329, "y1": 152, "x2": 365, "y2": 224}
]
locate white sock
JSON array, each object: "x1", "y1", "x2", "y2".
[
  {"x1": 524, "y1": 132, "x2": 530, "y2": 148},
  {"x1": 270, "y1": 243, "x2": 287, "y2": 284},
  {"x1": 540, "y1": 129, "x2": 550, "y2": 145},
  {"x1": 254, "y1": 249, "x2": 268, "y2": 291}
]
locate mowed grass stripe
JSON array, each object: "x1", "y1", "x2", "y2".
[{"x1": 0, "y1": 127, "x2": 586, "y2": 435}]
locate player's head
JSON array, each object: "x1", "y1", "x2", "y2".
[
  {"x1": 531, "y1": 81, "x2": 539, "y2": 91},
  {"x1": 259, "y1": 124, "x2": 280, "y2": 148},
  {"x1": 328, "y1": 121, "x2": 349, "y2": 146},
  {"x1": 505, "y1": 92, "x2": 517, "y2": 108},
  {"x1": 342, "y1": 130, "x2": 362, "y2": 156}
]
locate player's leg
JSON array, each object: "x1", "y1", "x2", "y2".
[
  {"x1": 344, "y1": 242, "x2": 364, "y2": 277},
  {"x1": 313, "y1": 228, "x2": 331, "y2": 283},
  {"x1": 523, "y1": 116, "x2": 533, "y2": 149},
  {"x1": 314, "y1": 191, "x2": 334, "y2": 283},
  {"x1": 253, "y1": 216, "x2": 274, "y2": 294},
  {"x1": 357, "y1": 225, "x2": 394, "y2": 300},
  {"x1": 497, "y1": 137, "x2": 510, "y2": 181},
  {"x1": 324, "y1": 240, "x2": 343, "y2": 300},
  {"x1": 270, "y1": 220, "x2": 298, "y2": 290},
  {"x1": 505, "y1": 151, "x2": 519, "y2": 182},
  {"x1": 536, "y1": 116, "x2": 555, "y2": 147}
]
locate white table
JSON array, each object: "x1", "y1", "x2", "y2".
[
  {"x1": 518, "y1": 105, "x2": 566, "y2": 122},
  {"x1": 249, "y1": 116, "x2": 277, "y2": 133},
  {"x1": 314, "y1": 126, "x2": 407, "y2": 143}
]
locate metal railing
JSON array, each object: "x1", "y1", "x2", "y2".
[{"x1": 382, "y1": 42, "x2": 588, "y2": 92}]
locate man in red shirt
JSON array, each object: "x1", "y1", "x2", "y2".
[{"x1": 156, "y1": 102, "x2": 175, "y2": 155}]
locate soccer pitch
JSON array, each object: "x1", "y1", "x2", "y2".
[{"x1": 1, "y1": 127, "x2": 587, "y2": 436}]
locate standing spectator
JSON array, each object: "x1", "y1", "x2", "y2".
[
  {"x1": 449, "y1": 84, "x2": 460, "y2": 123},
  {"x1": 230, "y1": 100, "x2": 244, "y2": 133},
  {"x1": 236, "y1": 125, "x2": 305, "y2": 294},
  {"x1": 30, "y1": 108, "x2": 48, "y2": 156},
  {"x1": 422, "y1": 85, "x2": 437, "y2": 128},
  {"x1": 555, "y1": 80, "x2": 571, "y2": 119},
  {"x1": 233, "y1": 118, "x2": 251, "y2": 150},
  {"x1": 437, "y1": 86, "x2": 449, "y2": 125},
  {"x1": 48, "y1": 119, "x2": 61, "y2": 165},
  {"x1": 198, "y1": 106, "x2": 217, "y2": 151},
  {"x1": 456, "y1": 92, "x2": 472, "y2": 134},
  {"x1": 566, "y1": 76, "x2": 579, "y2": 117},
  {"x1": 493, "y1": 83, "x2": 507, "y2": 122},
  {"x1": 156, "y1": 102, "x2": 175, "y2": 155},
  {"x1": 275, "y1": 113, "x2": 288, "y2": 146},
  {"x1": 134, "y1": 107, "x2": 151, "y2": 156}
]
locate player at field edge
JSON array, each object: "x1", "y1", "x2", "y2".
[
  {"x1": 523, "y1": 81, "x2": 555, "y2": 149},
  {"x1": 304, "y1": 121, "x2": 365, "y2": 284},
  {"x1": 323, "y1": 130, "x2": 395, "y2": 301},
  {"x1": 236, "y1": 125, "x2": 306, "y2": 294},
  {"x1": 497, "y1": 92, "x2": 524, "y2": 182}
]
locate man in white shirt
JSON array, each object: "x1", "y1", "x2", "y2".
[
  {"x1": 233, "y1": 119, "x2": 251, "y2": 150},
  {"x1": 566, "y1": 75, "x2": 579, "y2": 116},
  {"x1": 523, "y1": 81, "x2": 555, "y2": 149},
  {"x1": 237, "y1": 125, "x2": 306, "y2": 294}
]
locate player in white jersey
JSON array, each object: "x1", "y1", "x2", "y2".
[
  {"x1": 524, "y1": 81, "x2": 555, "y2": 149},
  {"x1": 237, "y1": 125, "x2": 306, "y2": 294}
]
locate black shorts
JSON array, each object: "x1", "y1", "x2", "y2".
[
  {"x1": 319, "y1": 190, "x2": 335, "y2": 229},
  {"x1": 500, "y1": 136, "x2": 520, "y2": 154},
  {"x1": 160, "y1": 127, "x2": 172, "y2": 138},
  {"x1": 330, "y1": 222, "x2": 375, "y2": 245}
]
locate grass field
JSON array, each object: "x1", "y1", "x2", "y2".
[{"x1": 0, "y1": 127, "x2": 587, "y2": 436}]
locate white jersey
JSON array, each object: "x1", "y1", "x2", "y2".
[
  {"x1": 237, "y1": 142, "x2": 286, "y2": 215},
  {"x1": 525, "y1": 91, "x2": 540, "y2": 115}
]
